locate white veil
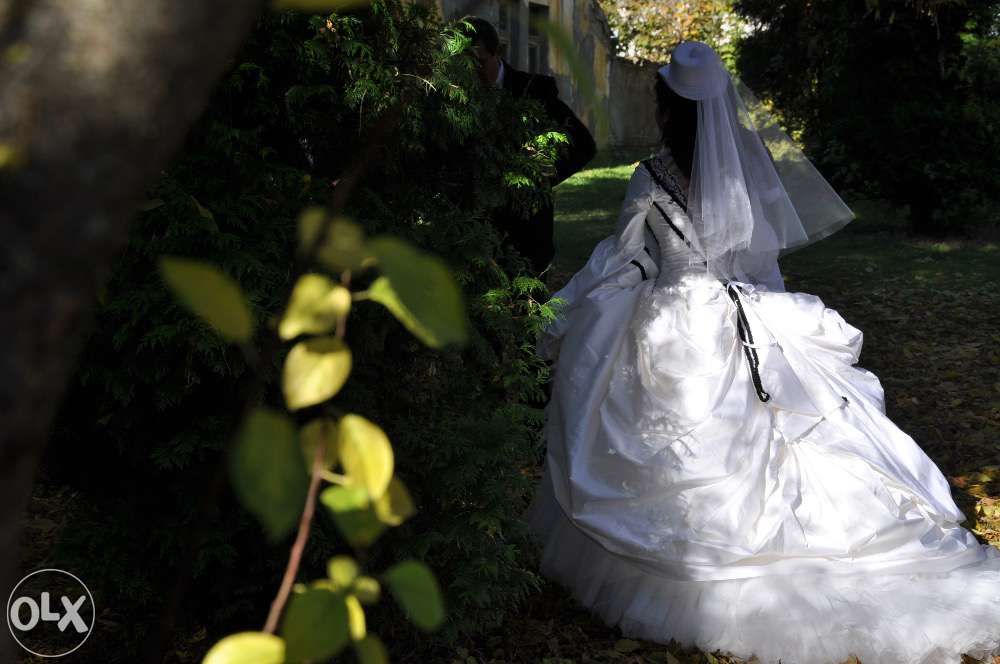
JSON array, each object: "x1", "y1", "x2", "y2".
[{"x1": 659, "y1": 42, "x2": 854, "y2": 283}]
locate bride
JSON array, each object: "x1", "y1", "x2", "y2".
[{"x1": 524, "y1": 41, "x2": 1000, "y2": 664}]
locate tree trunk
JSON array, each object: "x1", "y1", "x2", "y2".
[{"x1": 0, "y1": 1, "x2": 264, "y2": 658}]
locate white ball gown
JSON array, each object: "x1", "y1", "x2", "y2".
[{"x1": 524, "y1": 148, "x2": 1000, "y2": 664}]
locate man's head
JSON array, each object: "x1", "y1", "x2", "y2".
[{"x1": 461, "y1": 16, "x2": 501, "y2": 87}]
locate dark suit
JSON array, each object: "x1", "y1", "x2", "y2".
[{"x1": 495, "y1": 60, "x2": 597, "y2": 274}]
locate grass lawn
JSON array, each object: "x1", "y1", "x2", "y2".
[
  {"x1": 473, "y1": 151, "x2": 1000, "y2": 664},
  {"x1": 547, "y1": 148, "x2": 653, "y2": 287}
]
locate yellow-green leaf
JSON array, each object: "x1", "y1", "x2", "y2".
[
  {"x1": 2, "y1": 43, "x2": 29, "y2": 65},
  {"x1": 327, "y1": 555, "x2": 359, "y2": 590},
  {"x1": 353, "y1": 634, "x2": 388, "y2": 664},
  {"x1": 160, "y1": 257, "x2": 254, "y2": 343},
  {"x1": 279, "y1": 274, "x2": 351, "y2": 340},
  {"x1": 352, "y1": 576, "x2": 381, "y2": 605},
  {"x1": 191, "y1": 195, "x2": 215, "y2": 221},
  {"x1": 0, "y1": 143, "x2": 22, "y2": 168},
  {"x1": 367, "y1": 277, "x2": 435, "y2": 347},
  {"x1": 281, "y1": 588, "x2": 349, "y2": 663},
  {"x1": 308, "y1": 579, "x2": 339, "y2": 592},
  {"x1": 203, "y1": 632, "x2": 284, "y2": 664},
  {"x1": 338, "y1": 415, "x2": 393, "y2": 499},
  {"x1": 283, "y1": 336, "x2": 352, "y2": 410},
  {"x1": 298, "y1": 208, "x2": 367, "y2": 271},
  {"x1": 230, "y1": 409, "x2": 308, "y2": 541},
  {"x1": 346, "y1": 594, "x2": 366, "y2": 641},
  {"x1": 368, "y1": 236, "x2": 468, "y2": 348},
  {"x1": 374, "y1": 476, "x2": 416, "y2": 526},
  {"x1": 383, "y1": 560, "x2": 445, "y2": 631},
  {"x1": 320, "y1": 485, "x2": 387, "y2": 547},
  {"x1": 300, "y1": 418, "x2": 338, "y2": 471}
]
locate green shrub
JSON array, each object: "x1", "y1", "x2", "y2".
[
  {"x1": 735, "y1": 0, "x2": 1000, "y2": 236},
  {"x1": 46, "y1": 2, "x2": 563, "y2": 658}
]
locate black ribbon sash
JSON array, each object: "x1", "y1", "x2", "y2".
[
  {"x1": 725, "y1": 283, "x2": 772, "y2": 403},
  {"x1": 642, "y1": 159, "x2": 772, "y2": 403}
]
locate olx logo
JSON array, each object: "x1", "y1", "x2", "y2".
[{"x1": 7, "y1": 569, "x2": 94, "y2": 657}]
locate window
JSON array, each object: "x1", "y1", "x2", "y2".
[{"x1": 528, "y1": 2, "x2": 549, "y2": 73}]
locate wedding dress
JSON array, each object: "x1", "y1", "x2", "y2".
[{"x1": 524, "y1": 147, "x2": 1000, "y2": 664}]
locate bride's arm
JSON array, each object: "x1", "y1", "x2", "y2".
[
  {"x1": 537, "y1": 165, "x2": 655, "y2": 360},
  {"x1": 613, "y1": 163, "x2": 655, "y2": 252},
  {"x1": 552, "y1": 164, "x2": 655, "y2": 303}
]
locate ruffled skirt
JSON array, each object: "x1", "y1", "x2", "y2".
[{"x1": 526, "y1": 275, "x2": 1000, "y2": 663}]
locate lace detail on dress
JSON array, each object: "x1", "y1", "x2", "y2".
[
  {"x1": 640, "y1": 155, "x2": 705, "y2": 273},
  {"x1": 641, "y1": 155, "x2": 688, "y2": 212}
]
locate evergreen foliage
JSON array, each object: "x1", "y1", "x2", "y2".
[
  {"x1": 46, "y1": 1, "x2": 564, "y2": 657},
  {"x1": 735, "y1": 0, "x2": 1000, "y2": 235}
]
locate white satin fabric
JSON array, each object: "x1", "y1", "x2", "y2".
[{"x1": 526, "y1": 151, "x2": 1000, "y2": 664}]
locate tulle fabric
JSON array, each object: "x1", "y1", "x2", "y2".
[{"x1": 526, "y1": 467, "x2": 1000, "y2": 664}]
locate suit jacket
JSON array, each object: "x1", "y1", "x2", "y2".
[{"x1": 495, "y1": 60, "x2": 597, "y2": 274}]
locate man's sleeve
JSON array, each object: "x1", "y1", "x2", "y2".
[{"x1": 534, "y1": 76, "x2": 597, "y2": 186}]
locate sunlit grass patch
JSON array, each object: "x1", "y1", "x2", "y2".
[{"x1": 550, "y1": 149, "x2": 651, "y2": 287}]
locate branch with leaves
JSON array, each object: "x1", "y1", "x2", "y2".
[{"x1": 161, "y1": 201, "x2": 467, "y2": 663}]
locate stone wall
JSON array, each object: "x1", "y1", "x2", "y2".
[
  {"x1": 547, "y1": 0, "x2": 608, "y2": 145},
  {"x1": 608, "y1": 57, "x2": 661, "y2": 148}
]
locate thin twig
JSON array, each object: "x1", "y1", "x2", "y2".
[
  {"x1": 400, "y1": 73, "x2": 437, "y2": 91},
  {"x1": 263, "y1": 440, "x2": 326, "y2": 634},
  {"x1": 263, "y1": 263, "x2": 354, "y2": 633}
]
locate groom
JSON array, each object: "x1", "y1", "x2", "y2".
[{"x1": 464, "y1": 17, "x2": 596, "y2": 276}]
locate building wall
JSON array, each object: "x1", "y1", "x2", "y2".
[
  {"x1": 544, "y1": 0, "x2": 659, "y2": 149},
  {"x1": 435, "y1": 0, "x2": 660, "y2": 149},
  {"x1": 608, "y1": 58, "x2": 661, "y2": 148}
]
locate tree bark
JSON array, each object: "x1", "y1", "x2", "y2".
[{"x1": 0, "y1": 0, "x2": 264, "y2": 658}]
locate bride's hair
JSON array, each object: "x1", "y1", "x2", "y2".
[{"x1": 654, "y1": 74, "x2": 697, "y2": 179}]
